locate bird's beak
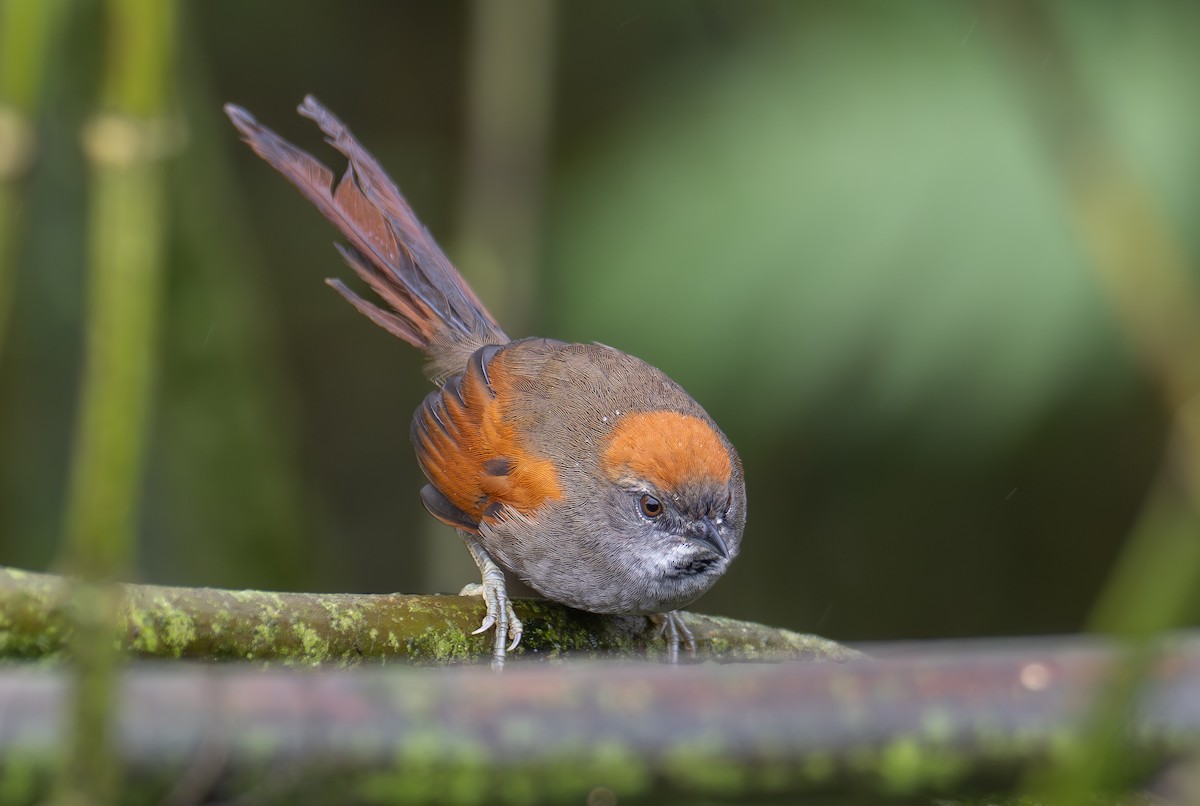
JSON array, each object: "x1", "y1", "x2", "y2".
[{"x1": 689, "y1": 517, "x2": 729, "y2": 558}]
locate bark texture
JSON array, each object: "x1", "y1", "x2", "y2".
[{"x1": 0, "y1": 565, "x2": 854, "y2": 665}]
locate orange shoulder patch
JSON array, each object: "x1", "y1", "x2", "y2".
[
  {"x1": 413, "y1": 347, "x2": 562, "y2": 529},
  {"x1": 602, "y1": 411, "x2": 731, "y2": 491}
]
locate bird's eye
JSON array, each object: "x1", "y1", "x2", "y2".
[{"x1": 639, "y1": 494, "x2": 663, "y2": 519}]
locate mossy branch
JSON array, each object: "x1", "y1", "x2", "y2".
[{"x1": 0, "y1": 565, "x2": 855, "y2": 665}]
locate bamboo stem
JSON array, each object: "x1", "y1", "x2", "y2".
[
  {"x1": 0, "y1": 0, "x2": 68, "y2": 355},
  {"x1": 57, "y1": 0, "x2": 177, "y2": 802}
]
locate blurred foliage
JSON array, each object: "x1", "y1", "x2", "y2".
[
  {"x1": 554, "y1": 5, "x2": 1114, "y2": 452},
  {"x1": 1, "y1": 0, "x2": 1198, "y2": 650}
]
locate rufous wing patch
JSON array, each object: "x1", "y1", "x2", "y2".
[
  {"x1": 602, "y1": 411, "x2": 732, "y2": 491},
  {"x1": 412, "y1": 347, "x2": 563, "y2": 530}
]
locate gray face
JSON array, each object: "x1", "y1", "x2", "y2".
[
  {"x1": 483, "y1": 466, "x2": 746, "y2": 616},
  {"x1": 604, "y1": 475, "x2": 744, "y2": 592}
]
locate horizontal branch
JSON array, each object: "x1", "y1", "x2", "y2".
[
  {"x1": 0, "y1": 565, "x2": 854, "y2": 665},
  {"x1": 0, "y1": 634, "x2": 1198, "y2": 802}
]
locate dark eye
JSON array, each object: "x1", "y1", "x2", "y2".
[{"x1": 639, "y1": 494, "x2": 663, "y2": 519}]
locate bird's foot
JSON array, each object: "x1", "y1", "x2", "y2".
[
  {"x1": 459, "y1": 535, "x2": 522, "y2": 671},
  {"x1": 649, "y1": 611, "x2": 696, "y2": 664}
]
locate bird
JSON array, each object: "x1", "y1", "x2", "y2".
[{"x1": 226, "y1": 96, "x2": 746, "y2": 668}]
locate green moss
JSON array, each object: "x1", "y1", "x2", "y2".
[
  {"x1": 661, "y1": 736, "x2": 747, "y2": 794},
  {"x1": 408, "y1": 624, "x2": 481, "y2": 664},
  {"x1": 588, "y1": 741, "x2": 653, "y2": 794},
  {"x1": 251, "y1": 621, "x2": 276, "y2": 651},
  {"x1": 2, "y1": 566, "x2": 855, "y2": 665},
  {"x1": 319, "y1": 598, "x2": 366, "y2": 634},
  {"x1": 404, "y1": 595, "x2": 450, "y2": 616},
  {"x1": 495, "y1": 766, "x2": 539, "y2": 804},
  {"x1": 229, "y1": 589, "x2": 285, "y2": 608},
  {"x1": 292, "y1": 622, "x2": 330, "y2": 658},
  {"x1": 357, "y1": 766, "x2": 492, "y2": 805},
  {"x1": 442, "y1": 741, "x2": 490, "y2": 802},
  {"x1": 354, "y1": 771, "x2": 423, "y2": 804},
  {"x1": 877, "y1": 737, "x2": 923, "y2": 792},
  {"x1": 355, "y1": 729, "x2": 495, "y2": 804},
  {"x1": 755, "y1": 760, "x2": 797, "y2": 791},
  {"x1": 124, "y1": 606, "x2": 159, "y2": 654},
  {"x1": 530, "y1": 766, "x2": 593, "y2": 803},
  {"x1": 151, "y1": 596, "x2": 197, "y2": 656},
  {"x1": 227, "y1": 589, "x2": 256, "y2": 604},
  {"x1": 442, "y1": 766, "x2": 491, "y2": 805},
  {"x1": 801, "y1": 751, "x2": 835, "y2": 783},
  {"x1": 870, "y1": 737, "x2": 971, "y2": 794},
  {"x1": 1045, "y1": 728, "x2": 1085, "y2": 766}
]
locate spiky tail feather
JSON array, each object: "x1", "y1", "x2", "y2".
[{"x1": 226, "y1": 96, "x2": 508, "y2": 381}]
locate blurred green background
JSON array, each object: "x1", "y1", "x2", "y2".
[{"x1": 1, "y1": 0, "x2": 1198, "y2": 643}]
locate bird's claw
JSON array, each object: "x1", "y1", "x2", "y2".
[
  {"x1": 649, "y1": 611, "x2": 697, "y2": 664},
  {"x1": 458, "y1": 544, "x2": 523, "y2": 670}
]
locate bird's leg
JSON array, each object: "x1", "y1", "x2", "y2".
[
  {"x1": 649, "y1": 611, "x2": 697, "y2": 664},
  {"x1": 458, "y1": 532, "x2": 522, "y2": 670}
]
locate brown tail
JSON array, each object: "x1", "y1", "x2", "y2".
[{"x1": 225, "y1": 96, "x2": 508, "y2": 381}]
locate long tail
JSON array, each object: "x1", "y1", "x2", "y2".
[{"x1": 225, "y1": 95, "x2": 508, "y2": 381}]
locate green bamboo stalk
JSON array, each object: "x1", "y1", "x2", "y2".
[
  {"x1": 456, "y1": 0, "x2": 555, "y2": 328},
  {"x1": 57, "y1": 0, "x2": 176, "y2": 802},
  {"x1": 0, "y1": 181, "x2": 20, "y2": 353},
  {"x1": 0, "y1": 0, "x2": 68, "y2": 355}
]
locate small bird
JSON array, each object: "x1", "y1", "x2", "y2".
[{"x1": 226, "y1": 96, "x2": 746, "y2": 668}]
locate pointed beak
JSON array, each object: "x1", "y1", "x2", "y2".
[{"x1": 689, "y1": 517, "x2": 729, "y2": 559}]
